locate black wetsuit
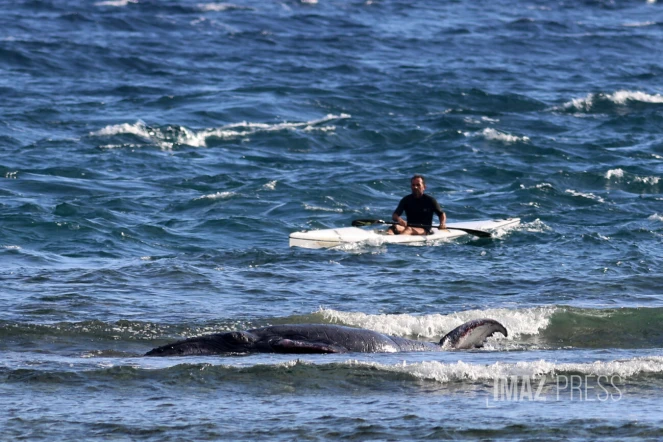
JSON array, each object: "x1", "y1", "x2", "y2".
[{"x1": 394, "y1": 194, "x2": 443, "y2": 232}]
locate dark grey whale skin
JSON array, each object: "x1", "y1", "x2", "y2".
[{"x1": 145, "y1": 319, "x2": 507, "y2": 356}]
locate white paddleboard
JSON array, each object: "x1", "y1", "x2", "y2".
[{"x1": 289, "y1": 218, "x2": 520, "y2": 249}]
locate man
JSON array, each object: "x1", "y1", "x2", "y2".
[{"x1": 387, "y1": 175, "x2": 446, "y2": 235}]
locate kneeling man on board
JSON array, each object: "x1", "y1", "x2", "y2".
[{"x1": 387, "y1": 174, "x2": 446, "y2": 235}]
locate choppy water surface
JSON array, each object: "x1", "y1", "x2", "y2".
[{"x1": 1, "y1": 0, "x2": 663, "y2": 439}]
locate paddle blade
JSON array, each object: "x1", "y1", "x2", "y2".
[{"x1": 351, "y1": 219, "x2": 386, "y2": 227}]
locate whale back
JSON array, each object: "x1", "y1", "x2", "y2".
[
  {"x1": 251, "y1": 324, "x2": 403, "y2": 353},
  {"x1": 145, "y1": 320, "x2": 509, "y2": 356},
  {"x1": 439, "y1": 319, "x2": 508, "y2": 349},
  {"x1": 145, "y1": 331, "x2": 258, "y2": 356}
]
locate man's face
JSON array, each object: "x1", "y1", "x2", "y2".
[{"x1": 410, "y1": 178, "x2": 425, "y2": 198}]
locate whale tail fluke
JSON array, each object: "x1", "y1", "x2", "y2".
[{"x1": 439, "y1": 318, "x2": 508, "y2": 350}]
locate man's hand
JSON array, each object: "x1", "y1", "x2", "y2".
[
  {"x1": 393, "y1": 217, "x2": 406, "y2": 227},
  {"x1": 392, "y1": 213, "x2": 407, "y2": 227}
]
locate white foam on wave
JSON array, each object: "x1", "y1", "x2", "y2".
[
  {"x1": 561, "y1": 90, "x2": 663, "y2": 112},
  {"x1": 465, "y1": 128, "x2": 529, "y2": 144},
  {"x1": 605, "y1": 168, "x2": 625, "y2": 179},
  {"x1": 93, "y1": 121, "x2": 151, "y2": 139},
  {"x1": 95, "y1": 0, "x2": 137, "y2": 6},
  {"x1": 517, "y1": 218, "x2": 550, "y2": 234},
  {"x1": 634, "y1": 176, "x2": 660, "y2": 185},
  {"x1": 195, "y1": 191, "x2": 235, "y2": 200},
  {"x1": 303, "y1": 204, "x2": 344, "y2": 213},
  {"x1": 319, "y1": 307, "x2": 555, "y2": 340},
  {"x1": 341, "y1": 356, "x2": 663, "y2": 383},
  {"x1": 605, "y1": 168, "x2": 660, "y2": 185},
  {"x1": 648, "y1": 213, "x2": 663, "y2": 222},
  {"x1": 565, "y1": 189, "x2": 605, "y2": 203},
  {"x1": 90, "y1": 114, "x2": 350, "y2": 150},
  {"x1": 623, "y1": 21, "x2": 657, "y2": 27},
  {"x1": 334, "y1": 241, "x2": 388, "y2": 254},
  {"x1": 303, "y1": 125, "x2": 336, "y2": 133},
  {"x1": 197, "y1": 3, "x2": 253, "y2": 11},
  {"x1": 520, "y1": 182, "x2": 555, "y2": 193},
  {"x1": 610, "y1": 90, "x2": 663, "y2": 104},
  {"x1": 91, "y1": 122, "x2": 210, "y2": 149},
  {"x1": 220, "y1": 113, "x2": 349, "y2": 134}
]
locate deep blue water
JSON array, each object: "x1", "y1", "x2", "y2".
[{"x1": 2, "y1": 0, "x2": 663, "y2": 439}]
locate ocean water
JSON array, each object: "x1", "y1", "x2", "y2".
[{"x1": 1, "y1": 0, "x2": 663, "y2": 439}]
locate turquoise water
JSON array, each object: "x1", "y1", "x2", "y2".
[{"x1": 1, "y1": 0, "x2": 663, "y2": 439}]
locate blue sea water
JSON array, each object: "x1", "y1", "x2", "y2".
[{"x1": 1, "y1": 0, "x2": 663, "y2": 439}]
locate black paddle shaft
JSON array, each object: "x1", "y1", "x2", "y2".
[{"x1": 351, "y1": 219, "x2": 491, "y2": 238}]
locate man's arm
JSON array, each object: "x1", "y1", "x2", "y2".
[
  {"x1": 392, "y1": 212, "x2": 407, "y2": 227},
  {"x1": 438, "y1": 211, "x2": 447, "y2": 230},
  {"x1": 430, "y1": 196, "x2": 446, "y2": 229},
  {"x1": 392, "y1": 197, "x2": 407, "y2": 227}
]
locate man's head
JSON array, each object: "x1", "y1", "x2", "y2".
[{"x1": 410, "y1": 175, "x2": 426, "y2": 198}]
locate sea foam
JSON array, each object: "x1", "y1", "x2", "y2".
[
  {"x1": 197, "y1": 3, "x2": 253, "y2": 11},
  {"x1": 605, "y1": 168, "x2": 660, "y2": 185},
  {"x1": 95, "y1": 0, "x2": 137, "y2": 6},
  {"x1": 562, "y1": 90, "x2": 663, "y2": 112},
  {"x1": 565, "y1": 189, "x2": 605, "y2": 203},
  {"x1": 342, "y1": 356, "x2": 663, "y2": 383},
  {"x1": 195, "y1": 191, "x2": 235, "y2": 200},
  {"x1": 319, "y1": 307, "x2": 554, "y2": 340},
  {"x1": 605, "y1": 168, "x2": 625, "y2": 179},
  {"x1": 465, "y1": 128, "x2": 529, "y2": 143},
  {"x1": 91, "y1": 114, "x2": 350, "y2": 150}
]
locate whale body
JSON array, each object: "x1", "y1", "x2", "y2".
[{"x1": 145, "y1": 318, "x2": 507, "y2": 356}]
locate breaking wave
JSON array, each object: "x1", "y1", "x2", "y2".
[{"x1": 90, "y1": 114, "x2": 350, "y2": 150}]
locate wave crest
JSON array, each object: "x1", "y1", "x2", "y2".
[
  {"x1": 465, "y1": 128, "x2": 529, "y2": 143},
  {"x1": 318, "y1": 307, "x2": 554, "y2": 340},
  {"x1": 90, "y1": 114, "x2": 350, "y2": 150},
  {"x1": 560, "y1": 90, "x2": 663, "y2": 112}
]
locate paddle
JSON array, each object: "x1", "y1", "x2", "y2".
[{"x1": 351, "y1": 219, "x2": 492, "y2": 238}]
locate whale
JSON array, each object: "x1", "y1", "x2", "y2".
[{"x1": 145, "y1": 318, "x2": 507, "y2": 356}]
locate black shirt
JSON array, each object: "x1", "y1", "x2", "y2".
[{"x1": 394, "y1": 194, "x2": 443, "y2": 227}]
